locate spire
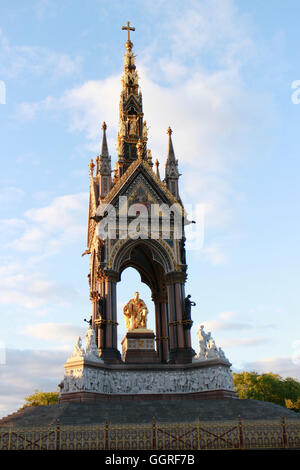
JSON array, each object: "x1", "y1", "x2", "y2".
[
  {"x1": 98, "y1": 122, "x2": 111, "y2": 199},
  {"x1": 114, "y1": 21, "x2": 147, "y2": 177},
  {"x1": 98, "y1": 122, "x2": 111, "y2": 176},
  {"x1": 164, "y1": 127, "x2": 180, "y2": 199},
  {"x1": 165, "y1": 127, "x2": 179, "y2": 178},
  {"x1": 166, "y1": 126, "x2": 176, "y2": 164},
  {"x1": 100, "y1": 121, "x2": 109, "y2": 160}
]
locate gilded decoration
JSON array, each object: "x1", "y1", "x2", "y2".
[{"x1": 123, "y1": 291, "x2": 149, "y2": 330}]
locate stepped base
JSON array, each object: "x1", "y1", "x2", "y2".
[{"x1": 1, "y1": 399, "x2": 300, "y2": 427}]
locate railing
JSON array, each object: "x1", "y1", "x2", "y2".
[{"x1": 0, "y1": 416, "x2": 300, "y2": 450}]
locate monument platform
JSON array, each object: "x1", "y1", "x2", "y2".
[
  {"x1": 58, "y1": 325, "x2": 237, "y2": 403},
  {"x1": 59, "y1": 356, "x2": 236, "y2": 403}
]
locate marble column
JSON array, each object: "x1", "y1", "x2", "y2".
[
  {"x1": 166, "y1": 271, "x2": 195, "y2": 364},
  {"x1": 97, "y1": 269, "x2": 121, "y2": 363}
]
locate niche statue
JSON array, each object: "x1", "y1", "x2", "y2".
[{"x1": 123, "y1": 292, "x2": 148, "y2": 330}]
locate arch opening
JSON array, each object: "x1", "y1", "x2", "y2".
[{"x1": 117, "y1": 267, "x2": 155, "y2": 352}]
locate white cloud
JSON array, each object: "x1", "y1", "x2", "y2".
[
  {"x1": 219, "y1": 311, "x2": 235, "y2": 320},
  {"x1": 0, "y1": 348, "x2": 66, "y2": 418},
  {"x1": 163, "y1": 0, "x2": 253, "y2": 67},
  {"x1": 0, "y1": 186, "x2": 25, "y2": 203},
  {"x1": 0, "y1": 29, "x2": 82, "y2": 80},
  {"x1": 200, "y1": 311, "x2": 275, "y2": 333},
  {"x1": 8, "y1": 192, "x2": 88, "y2": 253},
  {"x1": 201, "y1": 242, "x2": 227, "y2": 265},
  {"x1": 0, "y1": 263, "x2": 77, "y2": 309},
  {"x1": 201, "y1": 312, "x2": 252, "y2": 332},
  {"x1": 220, "y1": 337, "x2": 267, "y2": 348},
  {"x1": 0, "y1": 192, "x2": 89, "y2": 322},
  {"x1": 21, "y1": 322, "x2": 85, "y2": 344},
  {"x1": 238, "y1": 356, "x2": 300, "y2": 381}
]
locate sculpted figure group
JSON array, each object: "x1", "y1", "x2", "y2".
[{"x1": 195, "y1": 325, "x2": 227, "y2": 361}]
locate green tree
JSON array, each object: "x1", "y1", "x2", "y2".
[
  {"x1": 233, "y1": 371, "x2": 300, "y2": 410},
  {"x1": 22, "y1": 389, "x2": 59, "y2": 408},
  {"x1": 285, "y1": 398, "x2": 300, "y2": 412}
]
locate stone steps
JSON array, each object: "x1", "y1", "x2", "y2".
[{"x1": 0, "y1": 399, "x2": 299, "y2": 427}]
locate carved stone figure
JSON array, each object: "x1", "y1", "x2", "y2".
[
  {"x1": 123, "y1": 291, "x2": 148, "y2": 330},
  {"x1": 179, "y1": 238, "x2": 186, "y2": 264},
  {"x1": 195, "y1": 325, "x2": 229, "y2": 362},
  {"x1": 206, "y1": 337, "x2": 219, "y2": 359},
  {"x1": 184, "y1": 295, "x2": 196, "y2": 321},
  {"x1": 142, "y1": 121, "x2": 148, "y2": 138},
  {"x1": 218, "y1": 347, "x2": 227, "y2": 360},
  {"x1": 69, "y1": 337, "x2": 85, "y2": 359},
  {"x1": 85, "y1": 326, "x2": 103, "y2": 362},
  {"x1": 128, "y1": 117, "x2": 138, "y2": 136},
  {"x1": 196, "y1": 325, "x2": 211, "y2": 359}
]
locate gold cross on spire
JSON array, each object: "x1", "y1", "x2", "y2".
[{"x1": 122, "y1": 21, "x2": 135, "y2": 42}]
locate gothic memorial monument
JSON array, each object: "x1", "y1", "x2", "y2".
[{"x1": 59, "y1": 22, "x2": 235, "y2": 402}]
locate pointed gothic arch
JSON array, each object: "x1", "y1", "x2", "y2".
[{"x1": 112, "y1": 238, "x2": 175, "y2": 276}]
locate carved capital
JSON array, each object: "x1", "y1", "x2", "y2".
[
  {"x1": 152, "y1": 293, "x2": 168, "y2": 304},
  {"x1": 165, "y1": 271, "x2": 187, "y2": 285},
  {"x1": 97, "y1": 266, "x2": 107, "y2": 281},
  {"x1": 90, "y1": 291, "x2": 101, "y2": 302},
  {"x1": 105, "y1": 269, "x2": 120, "y2": 283}
]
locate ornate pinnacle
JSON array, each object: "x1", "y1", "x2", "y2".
[
  {"x1": 136, "y1": 139, "x2": 143, "y2": 161},
  {"x1": 89, "y1": 159, "x2": 95, "y2": 176},
  {"x1": 166, "y1": 126, "x2": 176, "y2": 164},
  {"x1": 147, "y1": 149, "x2": 153, "y2": 167},
  {"x1": 155, "y1": 159, "x2": 160, "y2": 179},
  {"x1": 100, "y1": 121, "x2": 110, "y2": 159},
  {"x1": 96, "y1": 155, "x2": 100, "y2": 171}
]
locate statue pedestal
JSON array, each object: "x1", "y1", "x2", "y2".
[{"x1": 121, "y1": 329, "x2": 160, "y2": 363}]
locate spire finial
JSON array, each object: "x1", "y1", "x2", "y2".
[
  {"x1": 122, "y1": 21, "x2": 135, "y2": 50},
  {"x1": 102, "y1": 121, "x2": 107, "y2": 131},
  {"x1": 167, "y1": 126, "x2": 172, "y2": 136},
  {"x1": 89, "y1": 158, "x2": 95, "y2": 177}
]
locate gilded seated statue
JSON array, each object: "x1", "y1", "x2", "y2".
[{"x1": 123, "y1": 292, "x2": 148, "y2": 330}]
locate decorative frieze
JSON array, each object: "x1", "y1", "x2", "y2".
[{"x1": 60, "y1": 361, "x2": 234, "y2": 396}]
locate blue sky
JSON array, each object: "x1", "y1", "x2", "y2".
[{"x1": 0, "y1": 0, "x2": 300, "y2": 417}]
